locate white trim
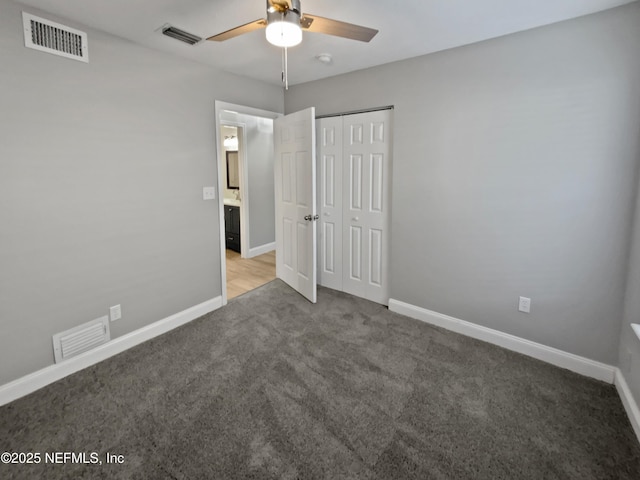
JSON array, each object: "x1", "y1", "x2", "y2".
[
  {"x1": 216, "y1": 112, "x2": 229, "y2": 307},
  {"x1": 615, "y1": 369, "x2": 640, "y2": 444},
  {"x1": 248, "y1": 242, "x2": 276, "y2": 258},
  {"x1": 238, "y1": 126, "x2": 250, "y2": 258},
  {"x1": 631, "y1": 323, "x2": 640, "y2": 342},
  {"x1": 388, "y1": 299, "x2": 616, "y2": 383},
  {"x1": 0, "y1": 297, "x2": 222, "y2": 407}
]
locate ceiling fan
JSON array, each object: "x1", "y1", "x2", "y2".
[
  {"x1": 207, "y1": 0, "x2": 378, "y2": 46},
  {"x1": 206, "y1": 0, "x2": 378, "y2": 87}
]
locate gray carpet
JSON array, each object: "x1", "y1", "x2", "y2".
[{"x1": 1, "y1": 280, "x2": 639, "y2": 479}]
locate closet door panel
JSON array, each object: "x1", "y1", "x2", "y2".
[
  {"x1": 343, "y1": 110, "x2": 392, "y2": 304},
  {"x1": 316, "y1": 117, "x2": 343, "y2": 291}
]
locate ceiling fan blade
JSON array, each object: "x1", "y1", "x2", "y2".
[
  {"x1": 206, "y1": 19, "x2": 267, "y2": 42},
  {"x1": 300, "y1": 14, "x2": 378, "y2": 42}
]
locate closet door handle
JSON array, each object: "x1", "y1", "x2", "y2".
[{"x1": 352, "y1": 216, "x2": 359, "y2": 222}]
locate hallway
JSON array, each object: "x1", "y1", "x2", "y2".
[{"x1": 226, "y1": 250, "x2": 276, "y2": 299}]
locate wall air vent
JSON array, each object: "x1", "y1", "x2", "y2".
[
  {"x1": 161, "y1": 25, "x2": 202, "y2": 45},
  {"x1": 52, "y1": 316, "x2": 110, "y2": 363},
  {"x1": 22, "y1": 12, "x2": 88, "y2": 62}
]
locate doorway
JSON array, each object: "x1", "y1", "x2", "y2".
[
  {"x1": 220, "y1": 123, "x2": 276, "y2": 299},
  {"x1": 215, "y1": 101, "x2": 282, "y2": 305}
]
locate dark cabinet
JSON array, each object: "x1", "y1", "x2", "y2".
[{"x1": 224, "y1": 205, "x2": 241, "y2": 253}]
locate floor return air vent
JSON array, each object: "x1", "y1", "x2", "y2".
[
  {"x1": 22, "y1": 12, "x2": 89, "y2": 62},
  {"x1": 52, "y1": 316, "x2": 110, "y2": 363}
]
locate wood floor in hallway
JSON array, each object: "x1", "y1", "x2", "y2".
[{"x1": 226, "y1": 249, "x2": 276, "y2": 300}]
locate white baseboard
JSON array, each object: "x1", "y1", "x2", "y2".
[
  {"x1": 0, "y1": 296, "x2": 222, "y2": 407},
  {"x1": 388, "y1": 299, "x2": 616, "y2": 383},
  {"x1": 248, "y1": 242, "x2": 275, "y2": 258},
  {"x1": 615, "y1": 369, "x2": 640, "y2": 444}
]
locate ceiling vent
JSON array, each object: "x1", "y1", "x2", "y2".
[
  {"x1": 161, "y1": 25, "x2": 202, "y2": 45},
  {"x1": 22, "y1": 12, "x2": 88, "y2": 62}
]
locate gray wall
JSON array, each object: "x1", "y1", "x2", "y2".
[
  {"x1": 286, "y1": 2, "x2": 640, "y2": 365},
  {"x1": 0, "y1": 0, "x2": 283, "y2": 385}
]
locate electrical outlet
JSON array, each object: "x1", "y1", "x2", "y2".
[
  {"x1": 518, "y1": 296, "x2": 531, "y2": 313},
  {"x1": 109, "y1": 304, "x2": 122, "y2": 322}
]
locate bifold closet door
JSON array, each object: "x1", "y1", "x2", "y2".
[
  {"x1": 317, "y1": 116, "x2": 344, "y2": 291},
  {"x1": 342, "y1": 110, "x2": 391, "y2": 305},
  {"x1": 317, "y1": 110, "x2": 392, "y2": 305}
]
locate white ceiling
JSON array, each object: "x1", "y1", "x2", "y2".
[{"x1": 18, "y1": 0, "x2": 637, "y2": 86}]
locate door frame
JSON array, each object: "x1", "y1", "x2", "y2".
[{"x1": 214, "y1": 101, "x2": 282, "y2": 306}]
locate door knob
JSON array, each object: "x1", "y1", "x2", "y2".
[
  {"x1": 324, "y1": 212, "x2": 331, "y2": 217},
  {"x1": 304, "y1": 214, "x2": 319, "y2": 222},
  {"x1": 352, "y1": 216, "x2": 359, "y2": 221}
]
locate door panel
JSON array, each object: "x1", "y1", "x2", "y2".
[
  {"x1": 323, "y1": 155, "x2": 335, "y2": 207},
  {"x1": 350, "y1": 155, "x2": 363, "y2": 210},
  {"x1": 323, "y1": 222, "x2": 336, "y2": 273},
  {"x1": 296, "y1": 152, "x2": 310, "y2": 208},
  {"x1": 297, "y1": 222, "x2": 310, "y2": 279},
  {"x1": 283, "y1": 218, "x2": 293, "y2": 270},
  {"x1": 281, "y1": 153, "x2": 293, "y2": 203},
  {"x1": 350, "y1": 123, "x2": 364, "y2": 145},
  {"x1": 275, "y1": 108, "x2": 317, "y2": 303},
  {"x1": 370, "y1": 154, "x2": 384, "y2": 213},
  {"x1": 349, "y1": 225, "x2": 363, "y2": 280},
  {"x1": 369, "y1": 228, "x2": 383, "y2": 286},
  {"x1": 372, "y1": 121, "x2": 385, "y2": 143}
]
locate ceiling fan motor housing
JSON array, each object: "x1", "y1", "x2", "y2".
[{"x1": 267, "y1": 0, "x2": 301, "y2": 25}]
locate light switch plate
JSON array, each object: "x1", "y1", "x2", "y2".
[{"x1": 203, "y1": 186, "x2": 216, "y2": 200}]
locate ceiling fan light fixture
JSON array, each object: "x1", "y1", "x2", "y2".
[
  {"x1": 266, "y1": 18, "x2": 302, "y2": 47},
  {"x1": 265, "y1": 3, "x2": 302, "y2": 48}
]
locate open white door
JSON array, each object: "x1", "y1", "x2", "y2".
[{"x1": 274, "y1": 107, "x2": 317, "y2": 303}]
